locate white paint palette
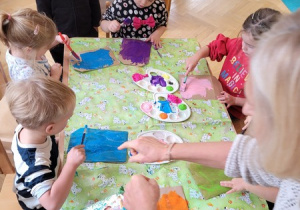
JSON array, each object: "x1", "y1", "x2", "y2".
[
  {"x1": 130, "y1": 130, "x2": 184, "y2": 164},
  {"x1": 132, "y1": 68, "x2": 179, "y2": 93},
  {"x1": 140, "y1": 93, "x2": 191, "y2": 122}
]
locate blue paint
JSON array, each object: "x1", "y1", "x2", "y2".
[
  {"x1": 158, "y1": 100, "x2": 174, "y2": 113},
  {"x1": 68, "y1": 127, "x2": 128, "y2": 163},
  {"x1": 281, "y1": 0, "x2": 300, "y2": 12},
  {"x1": 73, "y1": 48, "x2": 115, "y2": 70}
]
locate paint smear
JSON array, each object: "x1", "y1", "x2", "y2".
[
  {"x1": 158, "y1": 100, "x2": 173, "y2": 113},
  {"x1": 151, "y1": 75, "x2": 166, "y2": 87},
  {"x1": 167, "y1": 94, "x2": 182, "y2": 104},
  {"x1": 119, "y1": 39, "x2": 151, "y2": 65},
  {"x1": 73, "y1": 48, "x2": 114, "y2": 70},
  {"x1": 132, "y1": 73, "x2": 148, "y2": 82},
  {"x1": 68, "y1": 127, "x2": 128, "y2": 163},
  {"x1": 180, "y1": 77, "x2": 213, "y2": 99},
  {"x1": 141, "y1": 102, "x2": 153, "y2": 113},
  {"x1": 157, "y1": 191, "x2": 189, "y2": 210}
]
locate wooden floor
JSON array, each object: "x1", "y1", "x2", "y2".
[
  {"x1": 0, "y1": 0, "x2": 290, "y2": 189},
  {"x1": 0, "y1": 0, "x2": 290, "y2": 79}
]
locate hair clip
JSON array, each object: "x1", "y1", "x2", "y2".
[
  {"x1": 34, "y1": 25, "x2": 39, "y2": 35},
  {"x1": 251, "y1": 12, "x2": 255, "y2": 19},
  {"x1": 7, "y1": 14, "x2": 11, "y2": 20}
]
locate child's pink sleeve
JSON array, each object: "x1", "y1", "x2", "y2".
[{"x1": 207, "y1": 34, "x2": 231, "y2": 62}]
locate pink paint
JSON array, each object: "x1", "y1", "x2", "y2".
[
  {"x1": 180, "y1": 77, "x2": 213, "y2": 99},
  {"x1": 167, "y1": 94, "x2": 182, "y2": 104},
  {"x1": 141, "y1": 102, "x2": 153, "y2": 113},
  {"x1": 132, "y1": 73, "x2": 148, "y2": 82}
]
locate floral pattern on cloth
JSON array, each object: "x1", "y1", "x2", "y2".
[
  {"x1": 62, "y1": 38, "x2": 268, "y2": 210},
  {"x1": 6, "y1": 50, "x2": 51, "y2": 81}
]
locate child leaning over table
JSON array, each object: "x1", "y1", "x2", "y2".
[
  {"x1": 6, "y1": 76, "x2": 85, "y2": 210},
  {"x1": 101, "y1": 0, "x2": 168, "y2": 47},
  {"x1": 0, "y1": 8, "x2": 70, "y2": 81},
  {"x1": 185, "y1": 8, "x2": 281, "y2": 132},
  {"x1": 36, "y1": 0, "x2": 101, "y2": 65}
]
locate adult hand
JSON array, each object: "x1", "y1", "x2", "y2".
[
  {"x1": 56, "y1": 34, "x2": 70, "y2": 45},
  {"x1": 220, "y1": 178, "x2": 249, "y2": 194},
  {"x1": 185, "y1": 54, "x2": 200, "y2": 76},
  {"x1": 146, "y1": 31, "x2": 162, "y2": 48},
  {"x1": 118, "y1": 136, "x2": 167, "y2": 163},
  {"x1": 66, "y1": 145, "x2": 86, "y2": 168},
  {"x1": 217, "y1": 91, "x2": 236, "y2": 108},
  {"x1": 242, "y1": 115, "x2": 252, "y2": 131},
  {"x1": 108, "y1": 20, "x2": 121, "y2": 32},
  {"x1": 123, "y1": 175, "x2": 160, "y2": 210}
]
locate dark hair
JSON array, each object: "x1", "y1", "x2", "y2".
[{"x1": 243, "y1": 8, "x2": 281, "y2": 40}]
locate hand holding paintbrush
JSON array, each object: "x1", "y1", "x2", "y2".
[
  {"x1": 58, "y1": 32, "x2": 81, "y2": 61},
  {"x1": 120, "y1": 18, "x2": 132, "y2": 26},
  {"x1": 180, "y1": 76, "x2": 188, "y2": 92}
]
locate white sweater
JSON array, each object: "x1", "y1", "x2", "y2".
[{"x1": 225, "y1": 134, "x2": 300, "y2": 209}]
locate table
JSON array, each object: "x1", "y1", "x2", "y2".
[{"x1": 62, "y1": 38, "x2": 267, "y2": 209}]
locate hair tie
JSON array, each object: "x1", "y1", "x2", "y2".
[
  {"x1": 33, "y1": 25, "x2": 39, "y2": 35},
  {"x1": 7, "y1": 14, "x2": 11, "y2": 20}
]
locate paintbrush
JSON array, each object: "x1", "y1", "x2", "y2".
[
  {"x1": 58, "y1": 32, "x2": 81, "y2": 61},
  {"x1": 81, "y1": 125, "x2": 88, "y2": 145},
  {"x1": 120, "y1": 18, "x2": 132, "y2": 26},
  {"x1": 180, "y1": 76, "x2": 188, "y2": 92},
  {"x1": 153, "y1": 45, "x2": 162, "y2": 58}
]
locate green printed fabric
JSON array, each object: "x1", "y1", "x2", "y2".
[{"x1": 63, "y1": 38, "x2": 268, "y2": 210}]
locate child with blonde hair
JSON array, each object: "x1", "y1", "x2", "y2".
[
  {"x1": 0, "y1": 8, "x2": 70, "y2": 81},
  {"x1": 119, "y1": 10, "x2": 300, "y2": 210},
  {"x1": 6, "y1": 76, "x2": 85, "y2": 209},
  {"x1": 185, "y1": 8, "x2": 281, "y2": 131},
  {"x1": 101, "y1": 0, "x2": 168, "y2": 47}
]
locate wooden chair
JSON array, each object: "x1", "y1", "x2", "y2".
[
  {"x1": 0, "y1": 174, "x2": 21, "y2": 210},
  {"x1": 164, "y1": 0, "x2": 172, "y2": 14},
  {"x1": 0, "y1": 61, "x2": 8, "y2": 84},
  {"x1": 104, "y1": 0, "x2": 172, "y2": 38},
  {"x1": 0, "y1": 140, "x2": 15, "y2": 174},
  {"x1": 0, "y1": 60, "x2": 8, "y2": 99}
]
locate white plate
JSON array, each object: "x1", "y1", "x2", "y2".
[
  {"x1": 129, "y1": 130, "x2": 183, "y2": 164},
  {"x1": 140, "y1": 93, "x2": 191, "y2": 122},
  {"x1": 133, "y1": 68, "x2": 179, "y2": 93}
]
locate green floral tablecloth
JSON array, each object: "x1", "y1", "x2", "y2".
[{"x1": 62, "y1": 38, "x2": 268, "y2": 209}]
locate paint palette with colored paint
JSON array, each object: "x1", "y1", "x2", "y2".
[
  {"x1": 132, "y1": 69, "x2": 179, "y2": 93},
  {"x1": 140, "y1": 93, "x2": 191, "y2": 122},
  {"x1": 129, "y1": 130, "x2": 184, "y2": 164}
]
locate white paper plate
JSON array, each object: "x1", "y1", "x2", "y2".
[
  {"x1": 140, "y1": 93, "x2": 191, "y2": 122},
  {"x1": 133, "y1": 68, "x2": 179, "y2": 93},
  {"x1": 129, "y1": 130, "x2": 183, "y2": 164}
]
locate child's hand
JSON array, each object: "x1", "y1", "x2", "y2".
[
  {"x1": 108, "y1": 20, "x2": 121, "y2": 32},
  {"x1": 185, "y1": 54, "x2": 200, "y2": 76},
  {"x1": 217, "y1": 91, "x2": 236, "y2": 108},
  {"x1": 66, "y1": 145, "x2": 86, "y2": 168},
  {"x1": 50, "y1": 63, "x2": 62, "y2": 80},
  {"x1": 56, "y1": 34, "x2": 70, "y2": 45},
  {"x1": 242, "y1": 115, "x2": 252, "y2": 131},
  {"x1": 146, "y1": 32, "x2": 162, "y2": 48},
  {"x1": 220, "y1": 178, "x2": 249, "y2": 194}
]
